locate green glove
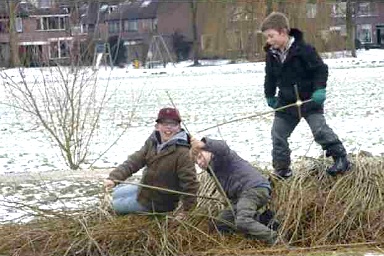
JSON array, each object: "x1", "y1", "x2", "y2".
[
  {"x1": 311, "y1": 89, "x2": 326, "y2": 104},
  {"x1": 266, "y1": 97, "x2": 278, "y2": 109}
]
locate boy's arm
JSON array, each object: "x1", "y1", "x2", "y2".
[
  {"x1": 107, "y1": 140, "x2": 149, "y2": 182},
  {"x1": 264, "y1": 53, "x2": 277, "y2": 98},
  {"x1": 304, "y1": 46, "x2": 328, "y2": 90},
  {"x1": 177, "y1": 150, "x2": 199, "y2": 211}
]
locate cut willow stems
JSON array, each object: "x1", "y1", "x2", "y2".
[
  {"x1": 165, "y1": 90, "x2": 235, "y2": 216},
  {"x1": 112, "y1": 179, "x2": 223, "y2": 202},
  {"x1": 197, "y1": 99, "x2": 313, "y2": 133}
]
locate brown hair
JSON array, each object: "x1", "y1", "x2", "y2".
[{"x1": 261, "y1": 12, "x2": 290, "y2": 32}]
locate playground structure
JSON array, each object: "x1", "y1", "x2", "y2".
[
  {"x1": 93, "y1": 42, "x2": 113, "y2": 70},
  {"x1": 145, "y1": 35, "x2": 175, "y2": 68}
]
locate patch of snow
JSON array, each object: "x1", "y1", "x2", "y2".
[{"x1": 0, "y1": 49, "x2": 384, "y2": 222}]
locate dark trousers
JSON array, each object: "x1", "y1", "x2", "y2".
[
  {"x1": 271, "y1": 113, "x2": 346, "y2": 170},
  {"x1": 213, "y1": 187, "x2": 277, "y2": 244}
]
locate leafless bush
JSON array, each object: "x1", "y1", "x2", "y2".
[{"x1": 0, "y1": 65, "x2": 118, "y2": 170}]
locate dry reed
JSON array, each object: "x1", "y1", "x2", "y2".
[{"x1": 0, "y1": 154, "x2": 383, "y2": 256}]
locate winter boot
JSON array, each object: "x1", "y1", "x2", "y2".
[
  {"x1": 272, "y1": 168, "x2": 293, "y2": 179},
  {"x1": 327, "y1": 156, "x2": 351, "y2": 176}
]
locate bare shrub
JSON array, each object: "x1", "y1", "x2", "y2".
[{"x1": 0, "y1": 66, "x2": 113, "y2": 170}]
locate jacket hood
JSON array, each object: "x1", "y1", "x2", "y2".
[
  {"x1": 152, "y1": 129, "x2": 190, "y2": 152},
  {"x1": 289, "y1": 28, "x2": 304, "y2": 42}
]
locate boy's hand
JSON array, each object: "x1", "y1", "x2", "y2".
[
  {"x1": 311, "y1": 89, "x2": 326, "y2": 104},
  {"x1": 190, "y1": 137, "x2": 205, "y2": 156},
  {"x1": 266, "y1": 97, "x2": 278, "y2": 109},
  {"x1": 191, "y1": 137, "x2": 205, "y2": 149},
  {"x1": 103, "y1": 179, "x2": 115, "y2": 191}
]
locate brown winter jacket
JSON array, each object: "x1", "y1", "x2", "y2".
[{"x1": 108, "y1": 130, "x2": 199, "y2": 212}]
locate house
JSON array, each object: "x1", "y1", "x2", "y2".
[
  {"x1": 0, "y1": 0, "x2": 76, "y2": 67},
  {"x1": 329, "y1": 1, "x2": 384, "y2": 49},
  {"x1": 82, "y1": 0, "x2": 197, "y2": 66}
]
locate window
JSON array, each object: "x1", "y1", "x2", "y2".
[
  {"x1": 88, "y1": 24, "x2": 95, "y2": 33},
  {"x1": 50, "y1": 41, "x2": 58, "y2": 58},
  {"x1": 123, "y1": 20, "x2": 138, "y2": 32},
  {"x1": 50, "y1": 40, "x2": 70, "y2": 59},
  {"x1": 0, "y1": 21, "x2": 8, "y2": 33},
  {"x1": 306, "y1": 4, "x2": 317, "y2": 18},
  {"x1": 39, "y1": 0, "x2": 51, "y2": 8},
  {"x1": 36, "y1": 16, "x2": 67, "y2": 30},
  {"x1": 357, "y1": 24, "x2": 372, "y2": 43},
  {"x1": 201, "y1": 34, "x2": 213, "y2": 51},
  {"x1": 357, "y1": 2, "x2": 374, "y2": 17},
  {"x1": 108, "y1": 21, "x2": 120, "y2": 33},
  {"x1": 331, "y1": 2, "x2": 346, "y2": 17},
  {"x1": 330, "y1": 25, "x2": 346, "y2": 36},
  {"x1": 15, "y1": 18, "x2": 23, "y2": 32},
  {"x1": 142, "y1": 19, "x2": 155, "y2": 32}
]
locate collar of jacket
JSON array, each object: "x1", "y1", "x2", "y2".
[{"x1": 152, "y1": 129, "x2": 190, "y2": 151}]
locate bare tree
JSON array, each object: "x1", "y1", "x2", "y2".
[
  {"x1": 266, "y1": 0, "x2": 273, "y2": 16},
  {"x1": 1, "y1": 67, "x2": 112, "y2": 170},
  {"x1": 6, "y1": 0, "x2": 20, "y2": 67},
  {"x1": 189, "y1": 0, "x2": 200, "y2": 66},
  {"x1": 346, "y1": 0, "x2": 357, "y2": 57}
]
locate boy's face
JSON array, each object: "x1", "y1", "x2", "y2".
[
  {"x1": 155, "y1": 119, "x2": 181, "y2": 142},
  {"x1": 195, "y1": 151, "x2": 212, "y2": 169},
  {"x1": 263, "y1": 28, "x2": 289, "y2": 50}
]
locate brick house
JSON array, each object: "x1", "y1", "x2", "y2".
[
  {"x1": 0, "y1": 0, "x2": 75, "y2": 67},
  {"x1": 330, "y1": 1, "x2": 384, "y2": 48},
  {"x1": 82, "y1": 0, "x2": 197, "y2": 66}
]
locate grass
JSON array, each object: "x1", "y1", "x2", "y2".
[{"x1": 0, "y1": 154, "x2": 383, "y2": 256}]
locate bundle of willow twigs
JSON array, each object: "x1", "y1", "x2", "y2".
[{"x1": 0, "y1": 154, "x2": 383, "y2": 256}]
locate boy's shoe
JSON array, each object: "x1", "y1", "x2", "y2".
[
  {"x1": 326, "y1": 156, "x2": 351, "y2": 176},
  {"x1": 272, "y1": 168, "x2": 293, "y2": 179}
]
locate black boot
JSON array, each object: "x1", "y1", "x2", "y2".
[
  {"x1": 272, "y1": 168, "x2": 293, "y2": 179},
  {"x1": 327, "y1": 156, "x2": 351, "y2": 176}
]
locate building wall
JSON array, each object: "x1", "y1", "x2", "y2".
[
  {"x1": 156, "y1": 2, "x2": 193, "y2": 41},
  {"x1": 330, "y1": 1, "x2": 384, "y2": 47}
]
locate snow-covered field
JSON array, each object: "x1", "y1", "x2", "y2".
[{"x1": 0, "y1": 49, "x2": 384, "y2": 223}]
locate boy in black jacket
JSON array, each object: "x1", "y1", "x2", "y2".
[
  {"x1": 191, "y1": 137, "x2": 277, "y2": 245},
  {"x1": 261, "y1": 12, "x2": 350, "y2": 178}
]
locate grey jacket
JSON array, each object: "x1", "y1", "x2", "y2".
[{"x1": 202, "y1": 138, "x2": 271, "y2": 202}]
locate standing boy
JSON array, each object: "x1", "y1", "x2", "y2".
[{"x1": 261, "y1": 12, "x2": 350, "y2": 178}]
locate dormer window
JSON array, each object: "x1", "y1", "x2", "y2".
[{"x1": 36, "y1": 16, "x2": 68, "y2": 31}]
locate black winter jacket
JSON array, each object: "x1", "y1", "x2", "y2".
[
  {"x1": 202, "y1": 138, "x2": 271, "y2": 203},
  {"x1": 264, "y1": 28, "x2": 328, "y2": 118}
]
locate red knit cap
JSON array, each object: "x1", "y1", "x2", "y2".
[{"x1": 156, "y1": 107, "x2": 181, "y2": 123}]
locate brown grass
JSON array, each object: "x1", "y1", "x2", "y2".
[{"x1": 0, "y1": 154, "x2": 383, "y2": 256}]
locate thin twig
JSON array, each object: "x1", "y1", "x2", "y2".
[
  {"x1": 197, "y1": 99, "x2": 312, "y2": 133},
  {"x1": 111, "y1": 179, "x2": 223, "y2": 202}
]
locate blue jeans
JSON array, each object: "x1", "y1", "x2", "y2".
[{"x1": 112, "y1": 184, "x2": 149, "y2": 214}]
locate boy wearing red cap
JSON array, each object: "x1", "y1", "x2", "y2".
[{"x1": 104, "y1": 107, "x2": 199, "y2": 216}]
